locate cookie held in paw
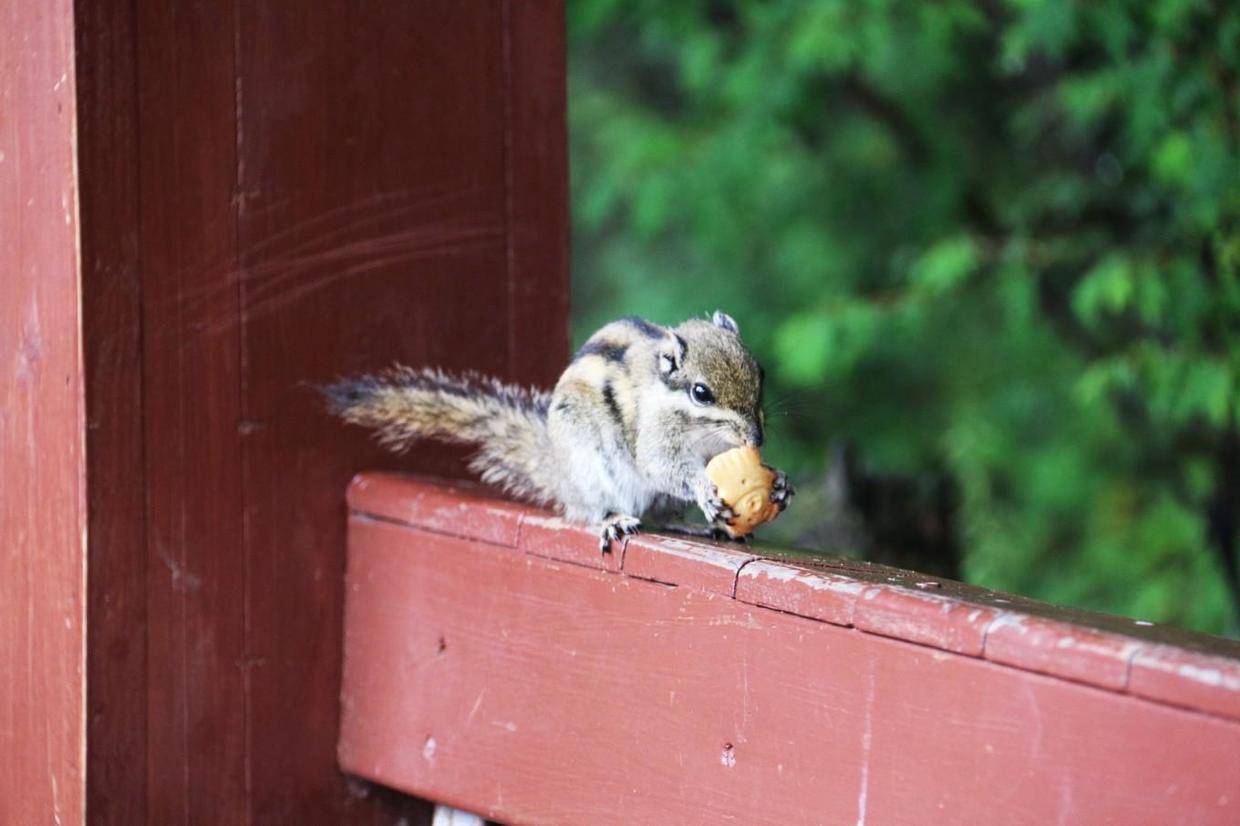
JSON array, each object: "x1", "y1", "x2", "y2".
[{"x1": 704, "y1": 446, "x2": 783, "y2": 538}]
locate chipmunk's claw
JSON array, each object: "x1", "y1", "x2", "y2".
[
  {"x1": 697, "y1": 484, "x2": 736, "y2": 524},
  {"x1": 768, "y1": 468, "x2": 794, "y2": 512},
  {"x1": 598, "y1": 513, "x2": 641, "y2": 553}
]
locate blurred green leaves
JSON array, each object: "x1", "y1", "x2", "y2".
[
  {"x1": 910, "y1": 236, "x2": 979, "y2": 295},
  {"x1": 569, "y1": 0, "x2": 1240, "y2": 635}
]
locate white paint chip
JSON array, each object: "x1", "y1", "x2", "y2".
[{"x1": 1177, "y1": 663, "x2": 1240, "y2": 691}]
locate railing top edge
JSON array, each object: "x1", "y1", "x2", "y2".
[{"x1": 346, "y1": 471, "x2": 1240, "y2": 721}]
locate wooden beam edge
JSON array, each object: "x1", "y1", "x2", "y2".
[{"x1": 345, "y1": 471, "x2": 1240, "y2": 722}]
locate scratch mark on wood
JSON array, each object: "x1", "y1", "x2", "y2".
[
  {"x1": 855, "y1": 666, "x2": 874, "y2": 826},
  {"x1": 466, "y1": 689, "x2": 486, "y2": 726},
  {"x1": 1056, "y1": 775, "x2": 1075, "y2": 826},
  {"x1": 741, "y1": 649, "x2": 750, "y2": 727},
  {"x1": 156, "y1": 549, "x2": 202, "y2": 594},
  {"x1": 1023, "y1": 681, "x2": 1046, "y2": 762}
]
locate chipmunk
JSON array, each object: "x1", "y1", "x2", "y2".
[{"x1": 324, "y1": 311, "x2": 793, "y2": 549}]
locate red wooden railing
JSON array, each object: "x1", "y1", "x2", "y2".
[{"x1": 339, "y1": 473, "x2": 1240, "y2": 825}]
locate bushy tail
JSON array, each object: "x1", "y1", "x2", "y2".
[{"x1": 323, "y1": 366, "x2": 557, "y2": 506}]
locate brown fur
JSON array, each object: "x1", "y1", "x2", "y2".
[
  {"x1": 324, "y1": 366, "x2": 557, "y2": 507},
  {"x1": 324, "y1": 312, "x2": 792, "y2": 548}
]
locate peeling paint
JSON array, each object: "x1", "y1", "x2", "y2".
[
  {"x1": 984, "y1": 613, "x2": 1030, "y2": 636},
  {"x1": 745, "y1": 562, "x2": 801, "y2": 582},
  {"x1": 742, "y1": 561, "x2": 867, "y2": 596},
  {"x1": 707, "y1": 614, "x2": 762, "y2": 630},
  {"x1": 1176, "y1": 664, "x2": 1240, "y2": 691},
  {"x1": 641, "y1": 540, "x2": 747, "y2": 569}
]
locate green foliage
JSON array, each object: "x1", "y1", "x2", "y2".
[{"x1": 569, "y1": 0, "x2": 1240, "y2": 635}]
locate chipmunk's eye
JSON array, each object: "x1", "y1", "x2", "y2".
[{"x1": 689, "y1": 383, "x2": 715, "y2": 405}]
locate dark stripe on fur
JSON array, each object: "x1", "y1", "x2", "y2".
[
  {"x1": 397, "y1": 366, "x2": 549, "y2": 415},
  {"x1": 601, "y1": 380, "x2": 624, "y2": 429},
  {"x1": 660, "y1": 372, "x2": 687, "y2": 394},
  {"x1": 619, "y1": 315, "x2": 663, "y2": 339},
  {"x1": 601, "y1": 380, "x2": 636, "y2": 450},
  {"x1": 574, "y1": 340, "x2": 628, "y2": 364}
]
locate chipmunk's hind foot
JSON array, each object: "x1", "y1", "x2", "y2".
[{"x1": 598, "y1": 513, "x2": 641, "y2": 553}]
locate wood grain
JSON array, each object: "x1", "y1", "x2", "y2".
[
  {"x1": 75, "y1": 0, "x2": 148, "y2": 820},
  {"x1": 10, "y1": 2, "x2": 566, "y2": 821},
  {"x1": 68, "y1": 1, "x2": 568, "y2": 822},
  {"x1": 136, "y1": 1, "x2": 250, "y2": 821},
  {"x1": 341, "y1": 489, "x2": 1240, "y2": 825},
  {"x1": 237, "y1": 3, "x2": 512, "y2": 821},
  {"x1": 505, "y1": 0, "x2": 571, "y2": 385},
  {"x1": 0, "y1": 1, "x2": 87, "y2": 823}
]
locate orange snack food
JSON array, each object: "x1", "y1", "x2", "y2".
[{"x1": 704, "y1": 446, "x2": 781, "y2": 538}]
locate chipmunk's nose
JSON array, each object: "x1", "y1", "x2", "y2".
[{"x1": 746, "y1": 425, "x2": 764, "y2": 448}]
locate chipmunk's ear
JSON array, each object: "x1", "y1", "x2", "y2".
[
  {"x1": 712, "y1": 311, "x2": 739, "y2": 334},
  {"x1": 657, "y1": 333, "x2": 687, "y2": 376}
]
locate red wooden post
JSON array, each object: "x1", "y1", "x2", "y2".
[
  {"x1": 0, "y1": 1, "x2": 87, "y2": 823},
  {"x1": 76, "y1": 1, "x2": 148, "y2": 820},
  {"x1": 340, "y1": 474, "x2": 1240, "y2": 826},
  {"x1": 6, "y1": 1, "x2": 568, "y2": 823}
]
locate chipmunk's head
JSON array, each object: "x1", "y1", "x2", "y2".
[{"x1": 651, "y1": 311, "x2": 765, "y2": 462}]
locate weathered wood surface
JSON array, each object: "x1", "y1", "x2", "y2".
[
  {"x1": 136, "y1": 2, "x2": 250, "y2": 821},
  {"x1": 235, "y1": 2, "x2": 566, "y2": 821},
  {"x1": 341, "y1": 474, "x2": 1240, "y2": 826},
  {"x1": 0, "y1": 1, "x2": 87, "y2": 823},
  {"x1": 76, "y1": 0, "x2": 148, "y2": 820},
  {"x1": 69, "y1": 0, "x2": 568, "y2": 822}
]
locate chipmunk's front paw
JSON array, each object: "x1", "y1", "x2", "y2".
[
  {"x1": 768, "y1": 468, "x2": 795, "y2": 511},
  {"x1": 696, "y1": 483, "x2": 736, "y2": 525},
  {"x1": 598, "y1": 513, "x2": 641, "y2": 553}
]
